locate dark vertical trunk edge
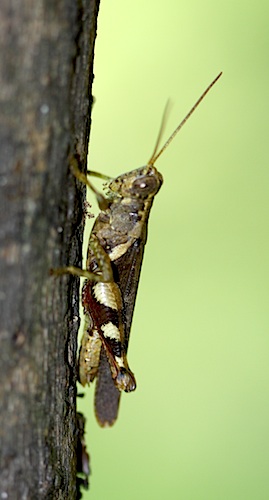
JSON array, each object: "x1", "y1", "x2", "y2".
[{"x1": 0, "y1": 0, "x2": 100, "y2": 497}]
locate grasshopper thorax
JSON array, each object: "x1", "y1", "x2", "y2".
[{"x1": 108, "y1": 165, "x2": 163, "y2": 200}]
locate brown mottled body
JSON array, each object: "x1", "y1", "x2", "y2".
[{"x1": 78, "y1": 165, "x2": 163, "y2": 425}]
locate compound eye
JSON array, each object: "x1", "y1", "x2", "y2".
[{"x1": 131, "y1": 175, "x2": 159, "y2": 198}]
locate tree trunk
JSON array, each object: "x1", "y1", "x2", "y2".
[{"x1": 0, "y1": 0, "x2": 100, "y2": 497}]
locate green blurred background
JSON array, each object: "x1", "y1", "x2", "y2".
[{"x1": 78, "y1": 1, "x2": 269, "y2": 498}]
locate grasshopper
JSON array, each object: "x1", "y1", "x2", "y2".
[{"x1": 56, "y1": 72, "x2": 222, "y2": 426}]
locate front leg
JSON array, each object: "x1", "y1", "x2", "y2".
[{"x1": 50, "y1": 234, "x2": 113, "y2": 282}]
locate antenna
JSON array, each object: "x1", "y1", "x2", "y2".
[{"x1": 148, "y1": 72, "x2": 222, "y2": 166}]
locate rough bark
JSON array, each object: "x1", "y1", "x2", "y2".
[{"x1": 0, "y1": 0, "x2": 100, "y2": 498}]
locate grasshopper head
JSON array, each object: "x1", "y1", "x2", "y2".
[{"x1": 109, "y1": 164, "x2": 163, "y2": 200}]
